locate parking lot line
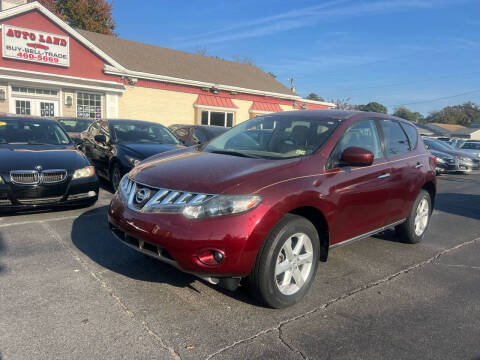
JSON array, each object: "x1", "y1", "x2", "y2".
[{"x1": 0, "y1": 213, "x2": 97, "y2": 228}]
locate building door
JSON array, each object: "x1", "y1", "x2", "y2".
[
  {"x1": 40, "y1": 102, "x2": 55, "y2": 117},
  {"x1": 10, "y1": 85, "x2": 60, "y2": 117},
  {"x1": 15, "y1": 100, "x2": 31, "y2": 115}
]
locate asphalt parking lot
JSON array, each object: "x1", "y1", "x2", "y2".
[{"x1": 1, "y1": 174, "x2": 479, "y2": 360}]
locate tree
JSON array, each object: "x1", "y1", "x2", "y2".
[
  {"x1": 329, "y1": 97, "x2": 355, "y2": 110},
  {"x1": 35, "y1": 0, "x2": 116, "y2": 35},
  {"x1": 232, "y1": 55, "x2": 255, "y2": 65},
  {"x1": 306, "y1": 93, "x2": 325, "y2": 102},
  {"x1": 425, "y1": 102, "x2": 480, "y2": 126},
  {"x1": 357, "y1": 101, "x2": 387, "y2": 114},
  {"x1": 393, "y1": 106, "x2": 424, "y2": 123},
  {"x1": 195, "y1": 46, "x2": 208, "y2": 56},
  {"x1": 266, "y1": 72, "x2": 277, "y2": 78}
]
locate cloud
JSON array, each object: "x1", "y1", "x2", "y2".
[{"x1": 175, "y1": 0, "x2": 472, "y2": 47}]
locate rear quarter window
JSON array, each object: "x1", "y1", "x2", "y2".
[{"x1": 400, "y1": 122, "x2": 418, "y2": 150}]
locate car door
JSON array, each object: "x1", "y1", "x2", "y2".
[
  {"x1": 326, "y1": 118, "x2": 393, "y2": 243},
  {"x1": 378, "y1": 119, "x2": 418, "y2": 223}
]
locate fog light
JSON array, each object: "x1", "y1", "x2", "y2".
[
  {"x1": 88, "y1": 191, "x2": 96, "y2": 197},
  {"x1": 197, "y1": 249, "x2": 225, "y2": 266}
]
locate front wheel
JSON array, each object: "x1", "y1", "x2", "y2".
[
  {"x1": 396, "y1": 189, "x2": 432, "y2": 244},
  {"x1": 111, "y1": 163, "x2": 122, "y2": 193},
  {"x1": 248, "y1": 214, "x2": 320, "y2": 308}
]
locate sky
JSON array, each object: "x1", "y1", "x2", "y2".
[{"x1": 112, "y1": 0, "x2": 480, "y2": 115}]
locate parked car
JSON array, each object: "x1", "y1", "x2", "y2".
[
  {"x1": 458, "y1": 141, "x2": 480, "y2": 159},
  {"x1": 169, "y1": 124, "x2": 229, "y2": 146},
  {"x1": 423, "y1": 138, "x2": 480, "y2": 172},
  {"x1": 56, "y1": 117, "x2": 93, "y2": 140},
  {"x1": 81, "y1": 119, "x2": 183, "y2": 191},
  {"x1": 429, "y1": 149, "x2": 456, "y2": 175},
  {"x1": 0, "y1": 116, "x2": 98, "y2": 212},
  {"x1": 108, "y1": 110, "x2": 436, "y2": 308}
]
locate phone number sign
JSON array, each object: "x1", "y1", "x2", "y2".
[{"x1": 2, "y1": 25, "x2": 70, "y2": 67}]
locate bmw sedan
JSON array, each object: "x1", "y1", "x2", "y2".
[{"x1": 0, "y1": 116, "x2": 98, "y2": 212}]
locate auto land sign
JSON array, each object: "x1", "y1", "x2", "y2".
[{"x1": 2, "y1": 25, "x2": 70, "y2": 67}]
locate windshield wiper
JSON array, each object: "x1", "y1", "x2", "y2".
[{"x1": 209, "y1": 150, "x2": 262, "y2": 159}]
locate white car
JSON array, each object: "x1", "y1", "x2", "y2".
[{"x1": 459, "y1": 141, "x2": 480, "y2": 158}]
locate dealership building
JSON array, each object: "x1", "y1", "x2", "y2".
[{"x1": 0, "y1": 1, "x2": 334, "y2": 127}]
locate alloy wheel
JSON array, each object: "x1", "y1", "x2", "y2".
[{"x1": 414, "y1": 198, "x2": 429, "y2": 236}]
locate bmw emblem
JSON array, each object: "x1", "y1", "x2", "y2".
[
  {"x1": 35, "y1": 165, "x2": 43, "y2": 171},
  {"x1": 135, "y1": 188, "x2": 151, "y2": 204}
]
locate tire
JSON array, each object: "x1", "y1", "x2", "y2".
[
  {"x1": 248, "y1": 214, "x2": 320, "y2": 308},
  {"x1": 396, "y1": 189, "x2": 432, "y2": 244},
  {"x1": 110, "y1": 163, "x2": 122, "y2": 193}
]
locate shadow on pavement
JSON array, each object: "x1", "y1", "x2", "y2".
[
  {"x1": 70, "y1": 206, "x2": 260, "y2": 306},
  {"x1": 435, "y1": 193, "x2": 480, "y2": 220}
]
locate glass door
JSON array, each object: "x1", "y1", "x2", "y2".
[
  {"x1": 40, "y1": 102, "x2": 55, "y2": 117},
  {"x1": 15, "y1": 100, "x2": 31, "y2": 115}
]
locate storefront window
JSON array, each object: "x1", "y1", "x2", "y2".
[
  {"x1": 15, "y1": 100, "x2": 31, "y2": 115},
  {"x1": 200, "y1": 110, "x2": 234, "y2": 127},
  {"x1": 12, "y1": 86, "x2": 58, "y2": 96},
  {"x1": 77, "y1": 92, "x2": 102, "y2": 119}
]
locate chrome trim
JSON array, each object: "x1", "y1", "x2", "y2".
[
  {"x1": 120, "y1": 177, "x2": 216, "y2": 213},
  {"x1": 377, "y1": 173, "x2": 391, "y2": 179},
  {"x1": 17, "y1": 196, "x2": 63, "y2": 205},
  {"x1": 330, "y1": 219, "x2": 406, "y2": 249},
  {"x1": 415, "y1": 164, "x2": 423, "y2": 169},
  {"x1": 10, "y1": 169, "x2": 67, "y2": 185}
]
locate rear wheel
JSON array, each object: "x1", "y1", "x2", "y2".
[
  {"x1": 248, "y1": 214, "x2": 320, "y2": 308},
  {"x1": 396, "y1": 189, "x2": 432, "y2": 244}
]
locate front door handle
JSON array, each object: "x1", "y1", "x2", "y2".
[
  {"x1": 415, "y1": 163, "x2": 423, "y2": 169},
  {"x1": 378, "y1": 173, "x2": 391, "y2": 179}
]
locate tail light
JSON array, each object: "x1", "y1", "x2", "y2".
[{"x1": 429, "y1": 155, "x2": 437, "y2": 169}]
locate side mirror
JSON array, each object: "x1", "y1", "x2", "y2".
[
  {"x1": 341, "y1": 146, "x2": 374, "y2": 166},
  {"x1": 94, "y1": 134, "x2": 107, "y2": 144},
  {"x1": 72, "y1": 137, "x2": 82, "y2": 145}
]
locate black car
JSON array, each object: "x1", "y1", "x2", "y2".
[
  {"x1": 0, "y1": 116, "x2": 99, "y2": 212},
  {"x1": 81, "y1": 119, "x2": 183, "y2": 191},
  {"x1": 56, "y1": 117, "x2": 93, "y2": 140},
  {"x1": 169, "y1": 124, "x2": 228, "y2": 146}
]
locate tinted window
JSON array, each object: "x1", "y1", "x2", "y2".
[
  {"x1": 380, "y1": 120, "x2": 410, "y2": 156},
  {"x1": 193, "y1": 128, "x2": 208, "y2": 143},
  {"x1": 328, "y1": 119, "x2": 383, "y2": 168},
  {"x1": 58, "y1": 119, "x2": 93, "y2": 133},
  {"x1": 461, "y1": 142, "x2": 480, "y2": 150},
  {"x1": 400, "y1": 122, "x2": 418, "y2": 150},
  {"x1": 111, "y1": 122, "x2": 179, "y2": 144},
  {"x1": 0, "y1": 119, "x2": 71, "y2": 145}
]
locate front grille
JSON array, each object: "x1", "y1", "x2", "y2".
[
  {"x1": 42, "y1": 170, "x2": 67, "y2": 184},
  {"x1": 10, "y1": 169, "x2": 67, "y2": 185},
  {"x1": 11, "y1": 171, "x2": 39, "y2": 185},
  {"x1": 121, "y1": 177, "x2": 215, "y2": 213},
  {"x1": 17, "y1": 196, "x2": 63, "y2": 205}
]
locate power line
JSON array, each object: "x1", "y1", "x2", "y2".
[{"x1": 388, "y1": 89, "x2": 480, "y2": 107}]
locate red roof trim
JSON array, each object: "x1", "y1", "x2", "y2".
[
  {"x1": 194, "y1": 94, "x2": 238, "y2": 109},
  {"x1": 250, "y1": 102, "x2": 283, "y2": 113},
  {"x1": 293, "y1": 101, "x2": 330, "y2": 110}
]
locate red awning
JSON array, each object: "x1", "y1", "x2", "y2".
[
  {"x1": 293, "y1": 102, "x2": 330, "y2": 110},
  {"x1": 250, "y1": 101, "x2": 283, "y2": 113},
  {"x1": 194, "y1": 94, "x2": 238, "y2": 109}
]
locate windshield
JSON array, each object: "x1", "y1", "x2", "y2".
[
  {"x1": 425, "y1": 138, "x2": 455, "y2": 152},
  {"x1": 0, "y1": 118, "x2": 71, "y2": 145},
  {"x1": 111, "y1": 122, "x2": 179, "y2": 144},
  {"x1": 203, "y1": 114, "x2": 340, "y2": 159},
  {"x1": 58, "y1": 118, "x2": 92, "y2": 133}
]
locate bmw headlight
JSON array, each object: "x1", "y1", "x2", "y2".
[
  {"x1": 182, "y1": 195, "x2": 262, "y2": 219},
  {"x1": 73, "y1": 166, "x2": 95, "y2": 179},
  {"x1": 125, "y1": 155, "x2": 141, "y2": 167},
  {"x1": 0, "y1": 175, "x2": 4, "y2": 184}
]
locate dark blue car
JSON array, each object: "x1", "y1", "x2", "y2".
[{"x1": 81, "y1": 119, "x2": 183, "y2": 191}]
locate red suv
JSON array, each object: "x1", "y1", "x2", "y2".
[{"x1": 108, "y1": 110, "x2": 436, "y2": 308}]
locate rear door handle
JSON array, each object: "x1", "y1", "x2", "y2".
[
  {"x1": 378, "y1": 173, "x2": 391, "y2": 179},
  {"x1": 415, "y1": 163, "x2": 423, "y2": 169}
]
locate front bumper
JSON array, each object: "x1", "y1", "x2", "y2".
[
  {"x1": 457, "y1": 159, "x2": 480, "y2": 172},
  {"x1": 108, "y1": 193, "x2": 273, "y2": 277},
  {"x1": 0, "y1": 175, "x2": 99, "y2": 212}
]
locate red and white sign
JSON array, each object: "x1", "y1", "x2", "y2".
[{"x1": 2, "y1": 25, "x2": 70, "y2": 67}]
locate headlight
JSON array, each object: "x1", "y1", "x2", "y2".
[
  {"x1": 459, "y1": 156, "x2": 472, "y2": 163},
  {"x1": 73, "y1": 166, "x2": 95, "y2": 179},
  {"x1": 182, "y1": 195, "x2": 262, "y2": 219},
  {"x1": 125, "y1": 155, "x2": 141, "y2": 167},
  {"x1": 0, "y1": 175, "x2": 4, "y2": 184},
  {"x1": 436, "y1": 157, "x2": 445, "y2": 164}
]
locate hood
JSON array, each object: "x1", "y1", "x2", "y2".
[
  {"x1": 130, "y1": 148, "x2": 301, "y2": 194},
  {"x1": 118, "y1": 143, "x2": 183, "y2": 160},
  {"x1": 0, "y1": 145, "x2": 88, "y2": 172}
]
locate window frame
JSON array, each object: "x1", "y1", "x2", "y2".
[
  {"x1": 77, "y1": 91, "x2": 103, "y2": 120},
  {"x1": 399, "y1": 121, "x2": 418, "y2": 151},
  {"x1": 200, "y1": 109, "x2": 235, "y2": 127},
  {"x1": 326, "y1": 118, "x2": 385, "y2": 169}
]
